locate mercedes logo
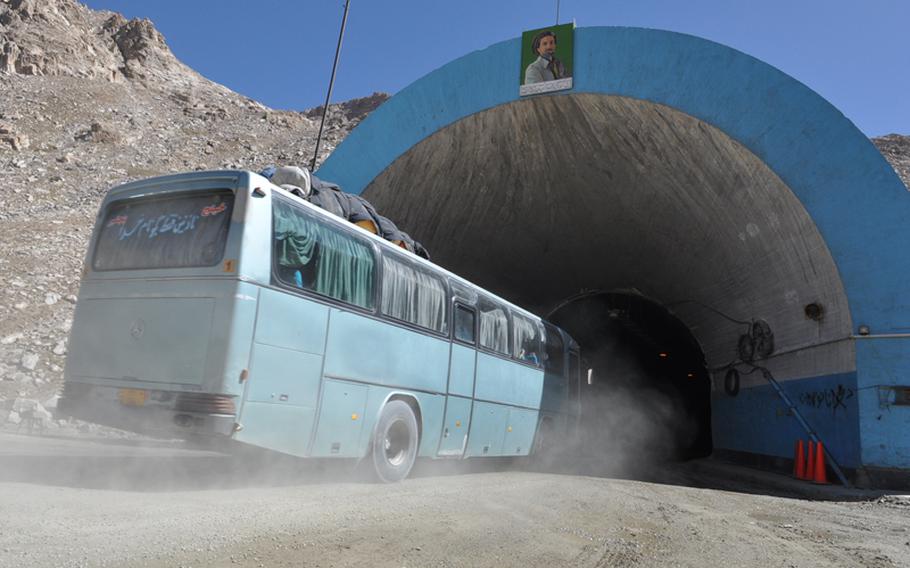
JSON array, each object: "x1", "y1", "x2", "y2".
[{"x1": 129, "y1": 318, "x2": 145, "y2": 340}]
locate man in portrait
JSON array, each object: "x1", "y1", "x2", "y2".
[{"x1": 524, "y1": 29, "x2": 570, "y2": 85}]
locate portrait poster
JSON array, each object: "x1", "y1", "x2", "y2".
[{"x1": 519, "y1": 23, "x2": 574, "y2": 96}]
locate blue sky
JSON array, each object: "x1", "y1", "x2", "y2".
[{"x1": 83, "y1": 0, "x2": 908, "y2": 136}]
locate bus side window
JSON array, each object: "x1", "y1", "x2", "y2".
[
  {"x1": 454, "y1": 304, "x2": 476, "y2": 344},
  {"x1": 478, "y1": 297, "x2": 510, "y2": 355},
  {"x1": 512, "y1": 312, "x2": 541, "y2": 366},
  {"x1": 272, "y1": 198, "x2": 375, "y2": 309},
  {"x1": 544, "y1": 324, "x2": 565, "y2": 375},
  {"x1": 380, "y1": 254, "x2": 448, "y2": 333}
]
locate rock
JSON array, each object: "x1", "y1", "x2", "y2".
[
  {"x1": 20, "y1": 352, "x2": 39, "y2": 371},
  {"x1": 0, "y1": 129, "x2": 29, "y2": 151},
  {"x1": 6, "y1": 410, "x2": 21, "y2": 425},
  {"x1": 75, "y1": 122, "x2": 120, "y2": 143},
  {"x1": 43, "y1": 395, "x2": 60, "y2": 410},
  {"x1": 0, "y1": 333, "x2": 23, "y2": 345},
  {"x1": 11, "y1": 398, "x2": 53, "y2": 427},
  {"x1": 44, "y1": 292, "x2": 61, "y2": 305},
  {"x1": 52, "y1": 340, "x2": 66, "y2": 355}
]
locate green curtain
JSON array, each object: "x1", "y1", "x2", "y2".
[
  {"x1": 274, "y1": 201, "x2": 318, "y2": 267},
  {"x1": 274, "y1": 200, "x2": 374, "y2": 308}
]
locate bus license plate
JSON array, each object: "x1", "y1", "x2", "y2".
[{"x1": 118, "y1": 388, "x2": 148, "y2": 407}]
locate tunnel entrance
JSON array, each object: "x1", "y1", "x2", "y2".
[
  {"x1": 549, "y1": 292, "x2": 712, "y2": 467},
  {"x1": 353, "y1": 92, "x2": 855, "y2": 476},
  {"x1": 317, "y1": 26, "x2": 906, "y2": 481}
]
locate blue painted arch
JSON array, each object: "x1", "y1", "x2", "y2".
[
  {"x1": 318, "y1": 27, "x2": 910, "y2": 474},
  {"x1": 318, "y1": 26, "x2": 908, "y2": 336}
]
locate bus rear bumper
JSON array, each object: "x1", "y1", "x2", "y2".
[{"x1": 58, "y1": 382, "x2": 236, "y2": 439}]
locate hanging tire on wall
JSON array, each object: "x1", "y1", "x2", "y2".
[
  {"x1": 370, "y1": 400, "x2": 419, "y2": 483},
  {"x1": 724, "y1": 367, "x2": 741, "y2": 397}
]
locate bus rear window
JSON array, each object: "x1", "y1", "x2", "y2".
[{"x1": 93, "y1": 190, "x2": 234, "y2": 271}]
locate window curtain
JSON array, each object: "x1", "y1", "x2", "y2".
[
  {"x1": 512, "y1": 314, "x2": 541, "y2": 364},
  {"x1": 512, "y1": 315, "x2": 540, "y2": 357},
  {"x1": 315, "y1": 228, "x2": 374, "y2": 308},
  {"x1": 479, "y1": 303, "x2": 509, "y2": 354},
  {"x1": 274, "y1": 200, "x2": 318, "y2": 267},
  {"x1": 274, "y1": 200, "x2": 374, "y2": 308},
  {"x1": 381, "y1": 256, "x2": 446, "y2": 332}
]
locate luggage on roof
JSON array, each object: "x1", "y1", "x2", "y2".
[{"x1": 260, "y1": 165, "x2": 430, "y2": 260}]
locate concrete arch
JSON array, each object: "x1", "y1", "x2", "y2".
[{"x1": 318, "y1": 27, "x2": 910, "y2": 482}]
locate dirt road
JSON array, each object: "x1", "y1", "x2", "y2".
[{"x1": 0, "y1": 433, "x2": 907, "y2": 568}]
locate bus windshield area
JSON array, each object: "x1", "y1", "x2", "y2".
[{"x1": 93, "y1": 190, "x2": 234, "y2": 271}]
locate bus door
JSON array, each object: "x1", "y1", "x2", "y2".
[{"x1": 437, "y1": 301, "x2": 477, "y2": 457}]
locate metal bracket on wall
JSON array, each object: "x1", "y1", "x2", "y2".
[{"x1": 878, "y1": 385, "x2": 910, "y2": 408}]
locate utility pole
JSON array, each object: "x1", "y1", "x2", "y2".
[
  {"x1": 556, "y1": 0, "x2": 560, "y2": 24},
  {"x1": 311, "y1": 0, "x2": 351, "y2": 172}
]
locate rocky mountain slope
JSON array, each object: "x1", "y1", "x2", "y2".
[
  {"x1": 0, "y1": 0, "x2": 907, "y2": 427},
  {"x1": 873, "y1": 134, "x2": 910, "y2": 188},
  {"x1": 0, "y1": 0, "x2": 387, "y2": 425}
]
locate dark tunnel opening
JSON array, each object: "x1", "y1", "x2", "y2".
[{"x1": 549, "y1": 292, "x2": 712, "y2": 470}]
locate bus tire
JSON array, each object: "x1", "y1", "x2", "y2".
[{"x1": 370, "y1": 400, "x2": 419, "y2": 483}]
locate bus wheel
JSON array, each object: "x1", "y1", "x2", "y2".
[{"x1": 371, "y1": 400, "x2": 419, "y2": 483}]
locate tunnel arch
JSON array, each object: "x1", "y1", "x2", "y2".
[{"x1": 319, "y1": 27, "x2": 910, "y2": 482}]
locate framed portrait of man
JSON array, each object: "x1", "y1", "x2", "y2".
[{"x1": 519, "y1": 23, "x2": 574, "y2": 96}]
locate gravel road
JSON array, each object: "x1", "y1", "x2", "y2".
[{"x1": 0, "y1": 433, "x2": 907, "y2": 568}]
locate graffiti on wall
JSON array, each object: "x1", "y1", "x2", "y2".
[{"x1": 798, "y1": 384, "x2": 855, "y2": 416}]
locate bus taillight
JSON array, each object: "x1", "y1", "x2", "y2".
[{"x1": 174, "y1": 393, "x2": 236, "y2": 415}]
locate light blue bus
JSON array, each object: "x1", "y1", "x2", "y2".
[{"x1": 60, "y1": 170, "x2": 582, "y2": 481}]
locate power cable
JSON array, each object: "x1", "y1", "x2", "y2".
[
  {"x1": 312, "y1": 0, "x2": 351, "y2": 171},
  {"x1": 665, "y1": 299, "x2": 752, "y2": 326}
]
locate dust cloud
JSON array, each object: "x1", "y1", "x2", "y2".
[
  {"x1": 543, "y1": 294, "x2": 709, "y2": 481},
  {"x1": 0, "y1": 432, "x2": 371, "y2": 493},
  {"x1": 2, "y1": 290, "x2": 708, "y2": 493}
]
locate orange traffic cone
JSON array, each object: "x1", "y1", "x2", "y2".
[
  {"x1": 812, "y1": 441, "x2": 829, "y2": 484},
  {"x1": 793, "y1": 439, "x2": 806, "y2": 479},
  {"x1": 805, "y1": 441, "x2": 816, "y2": 481}
]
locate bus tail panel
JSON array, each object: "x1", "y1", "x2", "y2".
[
  {"x1": 61, "y1": 278, "x2": 259, "y2": 439},
  {"x1": 67, "y1": 296, "x2": 215, "y2": 386}
]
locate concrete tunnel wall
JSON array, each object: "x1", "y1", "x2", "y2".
[{"x1": 317, "y1": 27, "x2": 910, "y2": 477}]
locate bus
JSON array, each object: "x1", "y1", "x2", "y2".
[{"x1": 60, "y1": 170, "x2": 582, "y2": 481}]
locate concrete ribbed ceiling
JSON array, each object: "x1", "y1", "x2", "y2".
[{"x1": 362, "y1": 94, "x2": 854, "y2": 382}]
